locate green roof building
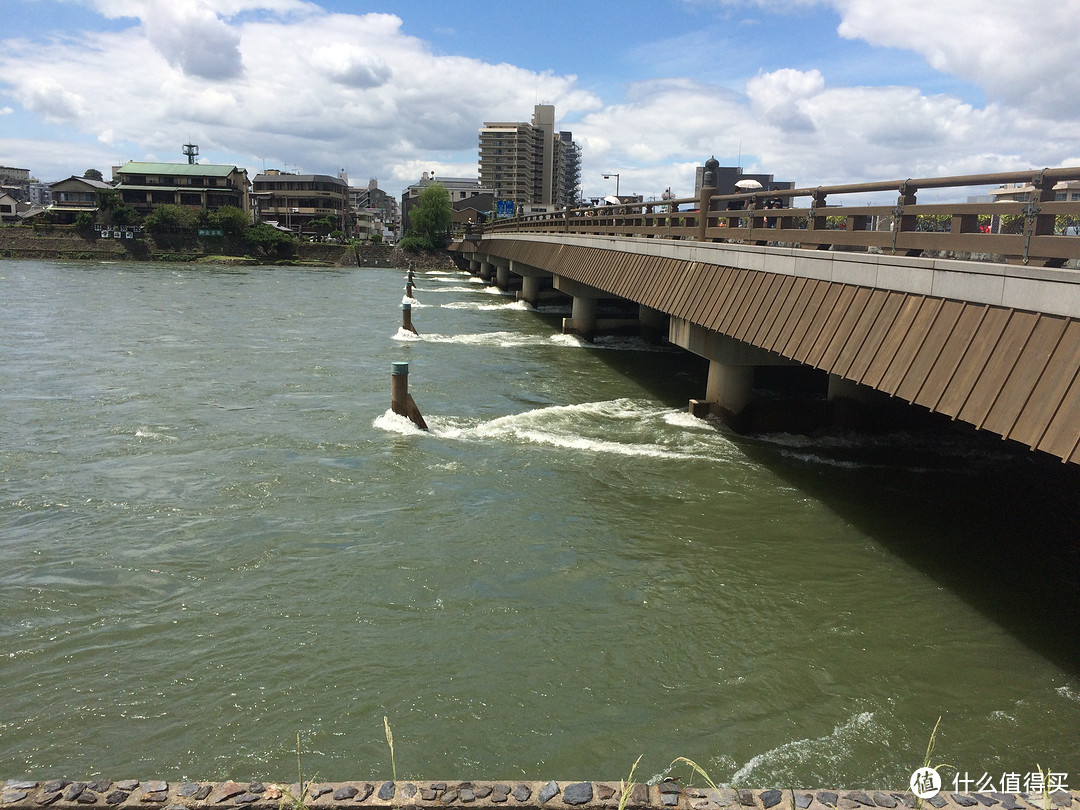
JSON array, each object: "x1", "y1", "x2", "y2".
[{"x1": 113, "y1": 161, "x2": 250, "y2": 215}]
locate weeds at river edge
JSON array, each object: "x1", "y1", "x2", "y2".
[
  {"x1": 618, "y1": 755, "x2": 643, "y2": 810},
  {"x1": 279, "y1": 732, "x2": 319, "y2": 810},
  {"x1": 914, "y1": 716, "x2": 951, "y2": 810},
  {"x1": 384, "y1": 716, "x2": 397, "y2": 782}
]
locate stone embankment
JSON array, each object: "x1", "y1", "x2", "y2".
[
  {"x1": 2, "y1": 781, "x2": 1075, "y2": 810},
  {"x1": 0, "y1": 227, "x2": 458, "y2": 270}
]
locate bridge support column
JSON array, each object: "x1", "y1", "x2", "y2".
[
  {"x1": 704, "y1": 360, "x2": 754, "y2": 418},
  {"x1": 670, "y1": 316, "x2": 792, "y2": 424},
  {"x1": 495, "y1": 261, "x2": 510, "y2": 291},
  {"x1": 639, "y1": 305, "x2": 667, "y2": 343},
  {"x1": 827, "y1": 375, "x2": 873, "y2": 403},
  {"x1": 479, "y1": 259, "x2": 495, "y2": 283},
  {"x1": 827, "y1": 374, "x2": 886, "y2": 428},
  {"x1": 512, "y1": 260, "x2": 559, "y2": 306},
  {"x1": 570, "y1": 296, "x2": 598, "y2": 342},
  {"x1": 468, "y1": 257, "x2": 481, "y2": 274},
  {"x1": 555, "y1": 275, "x2": 606, "y2": 341},
  {"x1": 521, "y1": 275, "x2": 541, "y2": 306}
]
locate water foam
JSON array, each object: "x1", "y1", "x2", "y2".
[
  {"x1": 372, "y1": 409, "x2": 426, "y2": 435},
  {"x1": 390, "y1": 330, "x2": 545, "y2": 348},
  {"x1": 441, "y1": 300, "x2": 532, "y2": 312},
  {"x1": 421, "y1": 285, "x2": 490, "y2": 294},
  {"x1": 431, "y1": 398, "x2": 738, "y2": 461},
  {"x1": 730, "y1": 711, "x2": 879, "y2": 785},
  {"x1": 1056, "y1": 683, "x2": 1080, "y2": 703}
]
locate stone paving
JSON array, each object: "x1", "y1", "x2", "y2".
[{"x1": 2, "y1": 781, "x2": 1076, "y2": 810}]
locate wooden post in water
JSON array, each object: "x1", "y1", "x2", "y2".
[
  {"x1": 401, "y1": 301, "x2": 418, "y2": 335},
  {"x1": 391, "y1": 361, "x2": 428, "y2": 431}
]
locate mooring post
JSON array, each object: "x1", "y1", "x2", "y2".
[
  {"x1": 401, "y1": 301, "x2": 418, "y2": 334},
  {"x1": 391, "y1": 361, "x2": 428, "y2": 431}
]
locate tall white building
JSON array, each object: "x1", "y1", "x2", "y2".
[{"x1": 479, "y1": 104, "x2": 580, "y2": 210}]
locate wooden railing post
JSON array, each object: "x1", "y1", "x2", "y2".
[
  {"x1": 1024, "y1": 169, "x2": 1058, "y2": 264},
  {"x1": 697, "y1": 184, "x2": 715, "y2": 242},
  {"x1": 807, "y1": 188, "x2": 829, "y2": 248},
  {"x1": 892, "y1": 180, "x2": 920, "y2": 256}
]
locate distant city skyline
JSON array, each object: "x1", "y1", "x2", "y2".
[{"x1": 2, "y1": 0, "x2": 1079, "y2": 203}]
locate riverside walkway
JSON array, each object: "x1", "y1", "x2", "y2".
[
  {"x1": 3, "y1": 780, "x2": 1077, "y2": 810},
  {"x1": 453, "y1": 167, "x2": 1080, "y2": 464}
]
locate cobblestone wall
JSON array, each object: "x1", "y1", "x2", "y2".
[{"x1": 2, "y1": 780, "x2": 1075, "y2": 810}]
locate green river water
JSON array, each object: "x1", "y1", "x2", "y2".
[{"x1": 1, "y1": 259, "x2": 1078, "y2": 787}]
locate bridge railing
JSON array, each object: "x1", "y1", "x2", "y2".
[{"x1": 475, "y1": 168, "x2": 1080, "y2": 267}]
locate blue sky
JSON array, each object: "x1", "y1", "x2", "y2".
[{"x1": 2, "y1": 0, "x2": 1078, "y2": 201}]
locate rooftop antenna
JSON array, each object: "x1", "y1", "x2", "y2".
[{"x1": 182, "y1": 143, "x2": 199, "y2": 164}]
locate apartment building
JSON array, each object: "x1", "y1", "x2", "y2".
[
  {"x1": 478, "y1": 104, "x2": 581, "y2": 211},
  {"x1": 352, "y1": 178, "x2": 399, "y2": 238},
  {"x1": 400, "y1": 172, "x2": 491, "y2": 234},
  {"x1": 252, "y1": 170, "x2": 350, "y2": 235}
]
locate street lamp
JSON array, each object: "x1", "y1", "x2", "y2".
[{"x1": 602, "y1": 173, "x2": 620, "y2": 198}]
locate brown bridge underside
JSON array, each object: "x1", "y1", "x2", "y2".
[{"x1": 476, "y1": 238, "x2": 1080, "y2": 465}]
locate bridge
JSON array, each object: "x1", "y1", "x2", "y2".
[{"x1": 451, "y1": 167, "x2": 1080, "y2": 465}]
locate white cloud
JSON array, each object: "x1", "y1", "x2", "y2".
[
  {"x1": 746, "y1": 68, "x2": 824, "y2": 132},
  {"x1": 142, "y1": 3, "x2": 244, "y2": 80},
  {"x1": 309, "y1": 43, "x2": 392, "y2": 88},
  {"x1": 832, "y1": 0, "x2": 1080, "y2": 117},
  {"x1": 1, "y1": 0, "x2": 1078, "y2": 197},
  {"x1": 14, "y1": 77, "x2": 89, "y2": 125},
  {"x1": 0, "y1": 5, "x2": 599, "y2": 188}
]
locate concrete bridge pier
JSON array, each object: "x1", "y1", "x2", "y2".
[
  {"x1": 493, "y1": 258, "x2": 511, "y2": 291},
  {"x1": 670, "y1": 317, "x2": 792, "y2": 425},
  {"x1": 570, "y1": 296, "x2": 598, "y2": 342},
  {"x1": 639, "y1": 305, "x2": 668, "y2": 343},
  {"x1": 701, "y1": 359, "x2": 755, "y2": 419},
  {"x1": 511, "y1": 260, "x2": 555, "y2": 306},
  {"x1": 521, "y1": 274, "x2": 542, "y2": 305},
  {"x1": 478, "y1": 259, "x2": 496, "y2": 283},
  {"x1": 555, "y1": 275, "x2": 604, "y2": 341},
  {"x1": 827, "y1": 374, "x2": 897, "y2": 429}
]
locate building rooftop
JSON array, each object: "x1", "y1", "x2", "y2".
[{"x1": 116, "y1": 162, "x2": 246, "y2": 177}]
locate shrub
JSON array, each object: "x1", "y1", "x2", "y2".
[
  {"x1": 245, "y1": 223, "x2": 295, "y2": 258},
  {"x1": 144, "y1": 204, "x2": 199, "y2": 234}
]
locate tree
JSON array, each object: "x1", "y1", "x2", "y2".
[
  {"x1": 209, "y1": 205, "x2": 250, "y2": 236},
  {"x1": 408, "y1": 183, "x2": 452, "y2": 249},
  {"x1": 144, "y1": 204, "x2": 199, "y2": 233},
  {"x1": 84, "y1": 168, "x2": 104, "y2": 181},
  {"x1": 245, "y1": 223, "x2": 295, "y2": 258},
  {"x1": 96, "y1": 188, "x2": 139, "y2": 227},
  {"x1": 309, "y1": 215, "x2": 337, "y2": 237},
  {"x1": 74, "y1": 211, "x2": 95, "y2": 233}
]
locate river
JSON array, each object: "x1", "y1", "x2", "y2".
[{"x1": 1, "y1": 259, "x2": 1078, "y2": 788}]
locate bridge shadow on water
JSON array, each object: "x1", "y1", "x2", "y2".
[
  {"x1": 740, "y1": 414, "x2": 1080, "y2": 674},
  {"x1": 581, "y1": 332, "x2": 1080, "y2": 677}
]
